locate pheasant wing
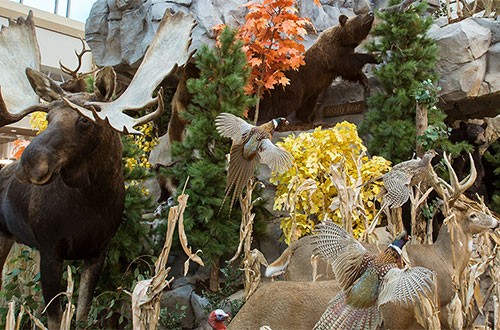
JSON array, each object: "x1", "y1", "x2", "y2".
[
  {"x1": 313, "y1": 221, "x2": 369, "y2": 290},
  {"x1": 258, "y1": 139, "x2": 293, "y2": 173},
  {"x1": 378, "y1": 266, "x2": 436, "y2": 307},
  {"x1": 215, "y1": 112, "x2": 253, "y2": 144},
  {"x1": 383, "y1": 170, "x2": 412, "y2": 208}
]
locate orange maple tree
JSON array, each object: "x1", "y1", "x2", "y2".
[
  {"x1": 237, "y1": 0, "x2": 314, "y2": 123},
  {"x1": 11, "y1": 139, "x2": 30, "y2": 160}
]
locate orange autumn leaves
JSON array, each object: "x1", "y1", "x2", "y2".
[{"x1": 218, "y1": 0, "x2": 316, "y2": 96}]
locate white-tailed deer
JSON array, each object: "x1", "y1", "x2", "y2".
[
  {"x1": 382, "y1": 153, "x2": 498, "y2": 329},
  {"x1": 231, "y1": 153, "x2": 498, "y2": 329}
]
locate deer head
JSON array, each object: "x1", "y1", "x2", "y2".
[{"x1": 59, "y1": 38, "x2": 93, "y2": 93}]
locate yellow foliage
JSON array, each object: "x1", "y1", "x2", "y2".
[
  {"x1": 29, "y1": 112, "x2": 48, "y2": 133},
  {"x1": 125, "y1": 122, "x2": 158, "y2": 170},
  {"x1": 270, "y1": 122, "x2": 392, "y2": 243}
]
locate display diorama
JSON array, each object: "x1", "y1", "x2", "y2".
[{"x1": 0, "y1": 0, "x2": 498, "y2": 329}]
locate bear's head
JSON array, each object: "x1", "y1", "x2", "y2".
[{"x1": 331, "y1": 12, "x2": 375, "y2": 47}]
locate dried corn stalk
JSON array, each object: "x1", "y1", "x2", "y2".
[
  {"x1": 132, "y1": 178, "x2": 203, "y2": 330},
  {"x1": 408, "y1": 183, "x2": 433, "y2": 245},
  {"x1": 329, "y1": 153, "x2": 367, "y2": 236},
  {"x1": 230, "y1": 178, "x2": 268, "y2": 300},
  {"x1": 414, "y1": 274, "x2": 440, "y2": 330},
  {"x1": 60, "y1": 265, "x2": 75, "y2": 330}
]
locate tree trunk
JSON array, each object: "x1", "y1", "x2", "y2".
[
  {"x1": 209, "y1": 258, "x2": 220, "y2": 292},
  {"x1": 416, "y1": 103, "x2": 428, "y2": 157}
]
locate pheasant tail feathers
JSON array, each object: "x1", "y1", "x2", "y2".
[
  {"x1": 219, "y1": 143, "x2": 257, "y2": 215},
  {"x1": 314, "y1": 291, "x2": 382, "y2": 330}
]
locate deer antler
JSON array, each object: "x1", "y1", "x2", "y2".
[
  {"x1": 59, "y1": 38, "x2": 90, "y2": 78},
  {"x1": 429, "y1": 152, "x2": 477, "y2": 212},
  {"x1": 64, "y1": 11, "x2": 196, "y2": 134},
  {"x1": 0, "y1": 11, "x2": 49, "y2": 127}
]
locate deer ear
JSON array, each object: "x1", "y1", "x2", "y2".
[
  {"x1": 93, "y1": 67, "x2": 116, "y2": 101},
  {"x1": 339, "y1": 15, "x2": 348, "y2": 26},
  {"x1": 25, "y1": 68, "x2": 65, "y2": 102}
]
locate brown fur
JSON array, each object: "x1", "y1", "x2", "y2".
[
  {"x1": 256, "y1": 12, "x2": 377, "y2": 123},
  {"x1": 228, "y1": 281, "x2": 340, "y2": 330}
]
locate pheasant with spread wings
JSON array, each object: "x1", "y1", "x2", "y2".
[
  {"x1": 313, "y1": 221, "x2": 435, "y2": 330},
  {"x1": 215, "y1": 112, "x2": 293, "y2": 213}
]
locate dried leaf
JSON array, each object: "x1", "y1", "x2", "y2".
[
  {"x1": 6, "y1": 301, "x2": 15, "y2": 330},
  {"x1": 446, "y1": 293, "x2": 463, "y2": 330},
  {"x1": 473, "y1": 282, "x2": 483, "y2": 312}
]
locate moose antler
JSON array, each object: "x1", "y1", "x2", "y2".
[
  {"x1": 429, "y1": 152, "x2": 477, "y2": 213},
  {"x1": 0, "y1": 11, "x2": 49, "y2": 127},
  {"x1": 59, "y1": 38, "x2": 91, "y2": 78},
  {"x1": 65, "y1": 11, "x2": 196, "y2": 134}
]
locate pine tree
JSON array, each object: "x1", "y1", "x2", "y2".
[
  {"x1": 168, "y1": 28, "x2": 255, "y2": 290},
  {"x1": 360, "y1": 2, "x2": 439, "y2": 163}
]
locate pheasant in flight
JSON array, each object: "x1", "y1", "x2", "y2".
[
  {"x1": 313, "y1": 221, "x2": 435, "y2": 330},
  {"x1": 215, "y1": 112, "x2": 293, "y2": 214}
]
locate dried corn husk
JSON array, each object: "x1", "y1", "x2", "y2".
[
  {"x1": 447, "y1": 292, "x2": 464, "y2": 330},
  {"x1": 6, "y1": 301, "x2": 16, "y2": 330},
  {"x1": 415, "y1": 295, "x2": 441, "y2": 329},
  {"x1": 60, "y1": 265, "x2": 75, "y2": 330}
]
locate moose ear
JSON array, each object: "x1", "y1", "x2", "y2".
[
  {"x1": 25, "y1": 68, "x2": 65, "y2": 102},
  {"x1": 339, "y1": 15, "x2": 348, "y2": 26},
  {"x1": 93, "y1": 67, "x2": 116, "y2": 101}
]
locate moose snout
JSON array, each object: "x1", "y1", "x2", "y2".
[{"x1": 17, "y1": 146, "x2": 58, "y2": 185}]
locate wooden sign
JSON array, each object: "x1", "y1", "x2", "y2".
[{"x1": 322, "y1": 101, "x2": 365, "y2": 117}]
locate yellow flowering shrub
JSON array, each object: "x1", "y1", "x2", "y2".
[
  {"x1": 29, "y1": 112, "x2": 48, "y2": 132},
  {"x1": 123, "y1": 122, "x2": 158, "y2": 170},
  {"x1": 270, "y1": 122, "x2": 392, "y2": 243}
]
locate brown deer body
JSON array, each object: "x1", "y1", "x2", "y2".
[
  {"x1": 0, "y1": 12, "x2": 194, "y2": 329},
  {"x1": 228, "y1": 280, "x2": 340, "y2": 330}
]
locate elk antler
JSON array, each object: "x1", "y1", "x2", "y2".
[
  {"x1": 59, "y1": 38, "x2": 91, "y2": 78},
  {"x1": 0, "y1": 11, "x2": 49, "y2": 127},
  {"x1": 64, "y1": 11, "x2": 196, "y2": 134},
  {"x1": 429, "y1": 152, "x2": 477, "y2": 212}
]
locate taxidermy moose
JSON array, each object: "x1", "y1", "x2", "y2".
[{"x1": 0, "y1": 11, "x2": 195, "y2": 329}]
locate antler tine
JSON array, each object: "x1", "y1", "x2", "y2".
[
  {"x1": 444, "y1": 152, "x2": 477, "y2": 205},
  {"x1": 429, "y1": 152, "x2": 477, "y2": 211},
  {"x1": 0, "y1": 87, "x2": 49, "y2": 127},
  {"x1": 59, "y1": 38, "x2": 90, "y2": 78}
]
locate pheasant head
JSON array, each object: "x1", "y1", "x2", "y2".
[{"x1": 387, "y1": 231, "x2": 410, "y2": 255}]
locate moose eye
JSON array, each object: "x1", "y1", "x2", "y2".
[{"x1": 78, "y1": 116, "x2": 90, "y2": 128}]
